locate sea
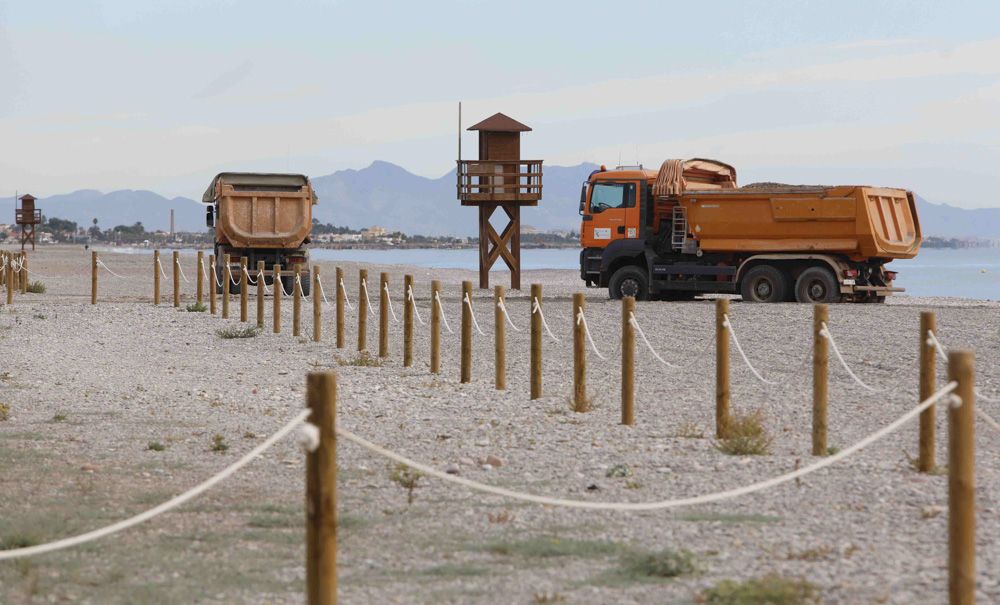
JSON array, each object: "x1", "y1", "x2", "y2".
[{"x1": 98, "y1": 246, "x2": 1000, "y2": 301}]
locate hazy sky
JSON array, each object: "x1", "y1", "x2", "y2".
[{"x1": 2, "y1": 0, "x2": 999, "y2": 207}]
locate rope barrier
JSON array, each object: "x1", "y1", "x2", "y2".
[
  {"x1": 0, "y1": 409, "x2": 311, "y2": 560},
  {"x1": 723, "y1": 314, "x2": 777, "y2": 386},
  {"x1": 338, "y1": 381, "x2": 958, "y2": 511},
  {"x1": 384, "y1": 282, "x2": 399, "y2": 323},
  {"x1": 258, "y1": 270, "x2": 272, "y2": 295},
  {"x1": 339, "y1": 278, "x2": 355, "y2": 311},
  {"x1": 532, "y1": 297, "x2": 561, "y2": 342},
  {"x1": 928, "y1": 330, "x2": 1000, "y2": 404},
  {"x1": 407, "y1": 286, "x2": 425, "y2": 326},
  {"x1": 434, "y1": 291, "x2": 454, "y2": 334},
  {"x1": 463, "y1": 292, "x2": 486, "y2": 336},
  {"x1": 977, "y1": 408, "x2": 1000, "y2": 436},
  {"x1": 212, "y1": 264, "x2": 222, "y2": 288},
  {"x1": 361, "y1": 279, "x2": 376, "y2": 317},
  {"x1": 175, "y1": 257, "x2": 190, "y2": 284},
  {"x1": 575, "y1": 308, "x2": 607, "y2": 361},
  {"x1": 295, "y1": 274, "x2": 309, "y2": 300},
  {"x1": 277, "y1": 275, "x2": 293, "y2": 297},
  {"x1": 316, "y1": 276, "x2": 334, "y2": 308},
  {"x1": 156, "y1": 257, "x2": 168, "y2": 280},
  {"x1": 200, "y1": 258, "x2": 209, "y2": 285},
  {"x1": 97, "y1": 259, "x2": 128, "y2": 279},
  {"x1": 820, "y1": 322, "x2": 885, "y2": 393},
  {"x1": 228, "y1": 266, "x2": 241, "y2": 288},
  {"x1": 629, "y1": 312, "x2": 679, "y2": 368},
  {"x1": 242, "y1": 266, "x2": 258, "y2": 287},
  {"x1": 497, "y1": 297, "x2": 520, "y2": 332}
]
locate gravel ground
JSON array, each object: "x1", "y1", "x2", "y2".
[{"x1": 0, "y1": 245, "x2": 998, "y2": 604}]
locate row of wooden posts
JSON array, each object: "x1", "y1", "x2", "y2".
[{"x1": 0, "y1": 250, "x2": 30, "y2": 303}]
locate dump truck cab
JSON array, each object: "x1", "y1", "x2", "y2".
[
  {"x1": 580, "y1": 160, "x2": 920, "y2": 303},
  {"x1": 203, "y1": 172, "x2": 317, "y2": 295}
]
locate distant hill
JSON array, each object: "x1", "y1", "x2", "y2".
[{"x1": 20, "y1": 163, "x2": 1000, "y2": 239}]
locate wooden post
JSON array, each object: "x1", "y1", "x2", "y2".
[
  {"x1": 357, "y1": 269, "x2": 367, "y2": 351},
  {"x1": 494, "y1": 285, "x2": 506, "y2": 390},
  {"x1": 573, "y1": 293, "x2": 588, "y2": 412},
  {"x1": 461, "y1": 281, "x2": 472, "y2": 383},
  {"x1": 222, "y1": 254, "x2": 231, "y2": 319},
  {"x1": 240, "y1": 257, "x2": 249, "y2": 322},
  {"x1": 196, "y1": 250, "x2": 204, "y2": 305},
  {"x1": 153, "y1": 250, "x2": 161, "y2": 305},
  {"x1": 256, "y1": 260, "x2": 265, "y2": 328},
  {"x1": 313, "y1": 266, "x2": 322, "y2": 343},
  {"x1": 335, "y1": 267, "x2": 345, "y2": 349},
  {"x1": 919, "y1": 311, "x2": 937, "y2": 473},
  {"x1": 273, "y1": 264, "x2": 282, "y2": 334},
  {"x1": 7, "y1": 253, "x2": 14, "y2": 305},
  {"x1": 430, "y1": 280, "x2": 441, "y2": 374},
  {"x1": 715, "y1": 299, "x2": 730, "y2": 438},
  {"x1": 622, "y1": 296, "x2": 635, "y2": 425},
  {"x1": 947, "y1": 350, "x2": 975, "y2": 605},
  {"x1": 812, "y1": 304, "x2": 829, "y2": 456},
  {"x1": 293, "y1": 264, "x2": 302, "y2": 337},
  {"x1": 379, "y1": 272, "x2": 389, "y2": 358},
  {"x1": 305, "y1": 371, "x2": 338, "y2": 605},
  {"x1": 19, "y1": 252, "x2": 26, "y2": 293},
  {"x1": 209, "y1": 254, "x2": 217, "y2": 315},
  {"x1": 403, "y1": 275, "x2": 414, "y2": 367},
  {"x1": 172, "y1": 251, "x2": 180, "y2": 308},
  {"x1": 91, "y1": 251, "x2": 97, "y2": 305},
  {"x1": 530, "y1": 283, "x2": 542, "y2": 400}
]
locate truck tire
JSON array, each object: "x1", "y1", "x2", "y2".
[
  {"x1": 794, "y1": 267, "x2": 840, "y2": 304},
  {"x1": 608, "y1": 266, "x2": 649, "y2": 300},
  {"x1": 299, "y1": 273, "x2": 311, "y2": 297},
  {"x1": 740, "y1": 264, "x2": 788, "y2": 303}
]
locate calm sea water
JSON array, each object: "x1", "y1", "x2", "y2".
[{"x1": 98, "y1": 246, "x2": 1000, "y2": 300}]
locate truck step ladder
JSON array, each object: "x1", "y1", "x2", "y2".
[{"x1": 671, "y1": 205, "x2": 688, "y2": 251}]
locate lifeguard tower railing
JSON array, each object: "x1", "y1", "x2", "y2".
[{"x1": 457, "y1": 160, "x2": 543, "y2": 205}]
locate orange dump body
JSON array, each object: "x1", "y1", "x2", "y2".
[
  {"x1": 670, "y1": 185, "x2": 921, "y2": 260},
  {"x1": 205, "y1": 173, "x2": 316, "y2": 250}
]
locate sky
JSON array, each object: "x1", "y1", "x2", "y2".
[{"x1": 1, "y1": 0, "x2": 999, "y2": 207}]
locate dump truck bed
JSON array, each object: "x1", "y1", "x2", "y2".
[
  {"x1": 666, "y1": 185, "x2": 920, "y2": 260},
  {"x1": 204, "y1": 173, "x2": 316, "y2": 249}
]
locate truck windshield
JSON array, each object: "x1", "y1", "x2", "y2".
[{"x1": 589, "y1": 182, "x2": 636, "y2": 213}]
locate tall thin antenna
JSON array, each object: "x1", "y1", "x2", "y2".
[{"x1": 457, "y1": 101, "x2": 462, "y2": 163}]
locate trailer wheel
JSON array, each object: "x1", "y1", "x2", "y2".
[
  {"x1": 609, "y1": 266, "x2": 649, "y2": 300},
  {"x1": 740, "y1": 264, "x2": 788, "y2": 303},
  {"x1": 794, "y1": 267, "x2": 839, "y2": 303}
]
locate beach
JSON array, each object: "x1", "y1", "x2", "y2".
[{"x1": 1, "y1": 245, "x2": 998, "y2": 604}]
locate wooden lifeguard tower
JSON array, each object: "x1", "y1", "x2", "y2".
[
  {"x1": 457, "y1": 112, "x2": 542, "y2": 290},
  {"x1": 15, "y1": 194, "x2": 41, "y2": 251}
]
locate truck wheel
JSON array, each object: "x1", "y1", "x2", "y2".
[
  {"x1": 740, "y1": 265, "x2": 788, "y2": 303},
  {"x1": 608, "y1": 266, "x2": 649, "y2": 300},
  {"x1": 794, "y1": 267, "x2": 839, "y2": 303},
  {"x1": 299, "y1": 275, "x2": 311, "y2": 297}
]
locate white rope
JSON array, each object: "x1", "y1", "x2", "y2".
[
  {"x1": 175, "y1": 257, "x2": 190, "y2": 284},
  {"x1": 339, "y1": 381, "x2": 957, "y2": 511},
  {"x1": 434, "y1": 291, "x2": 454, "y2": 334},
  {"x1": 339, "y1": 278, "x2": 355, "y2": 311},
  {"x1": 316, "y1": 276, "x2": 334, "y2": 308},
  {"x1": 977, "y1": 408, "x2": 1000, "y2": 435},
  {"x1": 97, "y1": 258, "x2": 128, "y2": 279},
  {"x1": 361, "y1": 278, "x2": 376, "y2": 317},
  {"x1": 629, "y1": 312, "x2": 679, "y2": 368},
  {"x1": 24, "y1": 266, "x2": 59, "y2": 280},
  {"x1": 820, "y1": 322, "x2": 884, "y2": 393},
  {"x1": 0, "y1": 409, "x2": 310, "y2": 560},
  {"x1": 258, "y1": 270, "x2": 272, "y2": 295},
  {"x1": 242, "y1": 266, "x2": 257, "y2": 286},
  {"x1": 575, "y1": 308, "x2": 607, "y2": 361},
  {"x1": 212, "y1": 264, "x2": 222, "y2": 288},
  {"x1": 463, "y1": 292, "x2": 486, "y2": 336},
  {"x1": 722, "y1": 314, "x2": 777, "y2": 386},
  {"x1": 277, "y1": 275, "x2": 293, "y2": 297},
  {"x1": 383, "y1": 282, "x2": 399, "y2": 323},
  {"x1": 295, "y1": 273, "x2": 309, "y2": 300},
  {"x1": 927, "y1": 331, "x2": 1000, "y2": 404},
  {"x1": 228, "y1": 266, "x2": 240, "y2": 288},
  {"x1": 532, "y1": 297, "x2": 561, "y2": 342},
  {"x1": 200, "y1": 258, "x2": 209, "y2": 285},
  {"x1": 497, "y1": 297, "x2": 520, "y2": 332},
  {"x1": 155, "y1": 257, "x2": 168, "y2": 280},
  {"x1": 407, "y1": 286, "x2": 425, "y2": 326}
]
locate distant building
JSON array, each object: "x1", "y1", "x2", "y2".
[
  {"x1": 521, "y1": 225, "x2": 540, "y2": 235},
  {"x1": 362, "y1": 226, "x2": 386, "y2": 239}
]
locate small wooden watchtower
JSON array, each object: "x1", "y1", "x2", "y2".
[
  {"x1": 457, "y1": 112, "x2": 542, "y2": 290},
  {"x1": 15, "y1": 194, "x2": 41, "y2": 251}
]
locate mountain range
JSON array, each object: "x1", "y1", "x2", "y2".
[{"x1": 12, "y1": 161, "x2": 1000, "y2": 239}]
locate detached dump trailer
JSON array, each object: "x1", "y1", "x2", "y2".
[
  {"x1": 203, "y1": 172, "x2": 317, "y2": 295},
  {"x1": 579, "y1": 160, "x2": 921, "y2": 302}
]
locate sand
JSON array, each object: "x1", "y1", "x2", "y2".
[{"x1": 0, "y1": 245, "x2": 998, "y2": 604}]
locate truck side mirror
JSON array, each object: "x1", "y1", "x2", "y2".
[{"x1": 206, "y1": 205, "x2": 215, "y2": 228}]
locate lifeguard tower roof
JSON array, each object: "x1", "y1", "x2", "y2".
[{"x1": 467, "y1": 113, "x2": 531, "y2": 132}]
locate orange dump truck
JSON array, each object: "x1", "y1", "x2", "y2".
[
  {"x1": 579, "y1": 159, "x2": 921, "y2": 302},
  {"x1": 203, "y1": 173, "x2": 317, "y2": 295}
]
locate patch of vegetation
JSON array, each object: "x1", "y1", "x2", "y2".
[
  {"x1": 185, "y1": 302, "x2": 208, "y2": 312},
  {"x1": 675, "y1": 421, "x2": 705, "y2": 439},
  {"x1": 216, "y1": 325, "x2": 261, "y2": 339},
  {"x1": 786, "y1": 545, "x2": 834, "y2": 562},
  {"x1": 606, "y1": 463, "x2": 632, "y2": 478},
  {"x1": 389, "y1": 463, "x2": 423, "y2": 505},
  {"x1": 482, "y1": 536, "x2": 625, "y2": 559},
  {"x1": 32, "y1": 313, "x2": 47, "y2": 320},
  {"x1": 26, "y1": 281, "x2": 45, "y2": 294},
  {"x1": 147, "y1": 441, "x2": 166, "y2": 452},
  {"x1": 0, "y1": 534, "x2": 37, "y2": 550},
  {"x1": 565, "y1": 392, "x2": 596, "y2": 413},
  {"x1": 715, "y1": 409, "x2": 772, "y2": 456},
  {"x1": 338, "y1": 351, "x2": 383, "y2": 367},
  {"x1": 0, "y1": 402, "x2": 9, "y2": 421},
  {"x1": 51, "y1": 413, "x2": 67, "y2": 423},
  {"x1": 533, "y1": 593, "x2": 567, "y2": 604},
  {"x1": 699, "y1": 575, "x2": 820, "y2": 605},
  {"x1": 616, "y1": 549, "x2": 696, "y2": 581},
  {"x1": 210, "y1": 434, "x2": 229, "y2": 453}
]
